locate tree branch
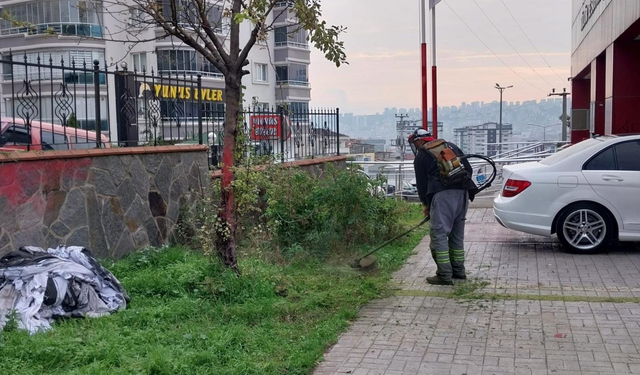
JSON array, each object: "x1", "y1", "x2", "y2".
[
  {"x1": 193, "y1": 0, "x2": 232, "y2": 66},
  {"x1": 238, "y1": 0, "x2": 278, "y2": 70}
]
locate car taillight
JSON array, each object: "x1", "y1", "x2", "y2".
[{"x1": 502, "y1": 179, "x2": 531, "y2": 198}]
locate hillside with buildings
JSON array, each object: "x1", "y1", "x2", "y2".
[{"x1": 339, "y1": 98, "x2": 571, "y2": 152}]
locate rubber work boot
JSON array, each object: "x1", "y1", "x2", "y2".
[
  {"x1": 426, "y1": 275, "x2": 454, "y2": 286},
  {"x1": 450, "y1": 249, "x2": 466, "y2": 280}
]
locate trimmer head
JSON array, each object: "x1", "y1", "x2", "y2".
[{"x1": 353, "y1": 255, "x2": 377, "y2": 269}]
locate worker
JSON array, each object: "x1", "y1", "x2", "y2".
[{"x1": 408, "y1": 129, "x2": 477, "y2": 285}]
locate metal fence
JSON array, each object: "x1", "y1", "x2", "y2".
[
  {"x1": 0, "y1": 53, "x2": 340, "y2": 167},
  {"x1": 348, "y1": 140, "x2": 566, "y2": 202}
]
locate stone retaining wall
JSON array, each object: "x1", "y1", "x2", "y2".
[{"x1": 0, "y1": 146, "x2": 209, "y2": 259}]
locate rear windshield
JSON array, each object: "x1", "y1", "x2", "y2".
[
  {"x1": 0, "y1": 123, "x2": 31, "y2": 147},
  {"x1": 539, "y1": 138, "x2": 612, "y2": 165}
]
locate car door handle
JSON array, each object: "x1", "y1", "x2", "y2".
[{"x1": 602, "y1": 175, "x2": 624, "y2": 182}]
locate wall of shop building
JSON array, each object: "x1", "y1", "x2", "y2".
[{"x1": 571, "y1": 0, "x2": 640, "y2": 142}]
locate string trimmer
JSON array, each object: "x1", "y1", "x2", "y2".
[
  {"x1": 350, "y1": 154, "x2": 497, "y2": 270},
  {"x1": 350, "y1": 215, "x2": 431, "y2": 269}
]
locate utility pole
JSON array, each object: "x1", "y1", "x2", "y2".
[
  {"x1": 495, "y1": 83, "x2": 513, "y2": 155},
  {"x1": 549, "y1": 88, "x2": 571, "y2": 142},
  {"x1": 394, "y1": 113, "x2": 409, "y2": 196},
  {"x1": 395, "y1": 113, "x2": 409, "y2": 160}
]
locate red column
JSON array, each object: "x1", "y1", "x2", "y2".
[
  {"x1": 571, "y1": 77, "x2": 590, "y2": 144},
  {"x1": 607, "y1": 40, "x2": 640, "y2": 135}
]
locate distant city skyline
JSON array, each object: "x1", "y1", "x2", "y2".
[
  {"x1": 339, "y1": 97, "x2": 568, "y2": 146},
  {"x1": 310, "y1": 0, "x2": 570, "y2": 114},
  {"x1": 342, "y1": 97, "x2": 567, "y2": 117}
]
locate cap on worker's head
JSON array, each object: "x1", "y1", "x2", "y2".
[
  {"x1": 408, "y1": 128, "x2": 433, "y2": 144},
  {"x1": 408, "y1": 128, "x2": 434, "y2": 156}
]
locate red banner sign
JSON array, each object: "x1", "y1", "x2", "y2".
[{"x1": 250, "y1": 115, "x2": 291, "y2": 141}]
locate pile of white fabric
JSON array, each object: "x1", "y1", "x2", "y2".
[{"x1": 0, "y1": 246, "x2": 129, "y2": 334}]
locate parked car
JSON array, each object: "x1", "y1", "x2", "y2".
[
  {"x1": 396, "y1": 180, "x2": 421, "y2": 202},
  {"x1": 0, "y1": 117, "x2": 110, "y2": 151},
  {"x1": 346, "y1": 167, "x2": 389, "y2": 197},
  {"x1": 494, "y1": 135, "x2": 640, "y2": 254}
]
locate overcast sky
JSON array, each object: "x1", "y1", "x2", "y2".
[{"x1": 309, "y1": 0, "x2": 571, "y2": 114}]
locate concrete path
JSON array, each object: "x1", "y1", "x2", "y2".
[{"x1": 314, "y1": 209, "x2": 640, "y2": 375}]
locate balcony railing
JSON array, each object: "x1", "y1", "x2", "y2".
[
  {"x1": 277, "y1": 79, "x2": 309, "y2": 87},
  {"x1": 158, "y1": 70, "x2": 223, "y2": 79},
  {"x1": 275, "y1": 41, "x2": 309, "y2": 49},
  {"x1": 275, "y1": 1, "x2": 294, "y2": 8},
  {"x1": 0, "y1": 23, "x2": 103, "y2": 38}
]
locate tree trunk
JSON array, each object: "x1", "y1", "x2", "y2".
[{"x1": 216, "y1": 74, "x2": 241, "y2": 272}]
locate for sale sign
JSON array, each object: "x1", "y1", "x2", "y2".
[{"x1": 250, "y1": 115, "x2": 291, "y2": 141}]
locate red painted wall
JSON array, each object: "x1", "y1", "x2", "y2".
[{"x1": 611, "y1": 40, "x2": 640, "y2": 134}]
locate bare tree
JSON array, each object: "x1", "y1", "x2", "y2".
[{"x1": 96, "y1": 0, "x2": 346, "y2": 271}]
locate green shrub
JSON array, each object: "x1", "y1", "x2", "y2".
[
  {"x1": 264, "y1": 166, "x2": 406, "y2": 256},
  {"x1": 177, "y1": 163, "x2": 408, "y2": 259}
]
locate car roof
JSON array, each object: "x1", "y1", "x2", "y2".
[{"x1": 1, "y1": 117, "x2": 105, "y2": 141}]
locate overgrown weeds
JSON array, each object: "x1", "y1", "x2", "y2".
[
  {"x1": 0, "y1": 206, "x2": 427, "y2": 375},
  {"x1": 176, "y1": 162, "x2": 410, "y2": 261}
]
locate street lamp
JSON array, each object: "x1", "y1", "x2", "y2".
[
  {"x1": 495, "y1": 83, "x2": 513, "y2": 154},
  {"x1": 527, "y1": 123, "x2": 561, "y2": 142}
]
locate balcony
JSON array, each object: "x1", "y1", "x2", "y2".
[
  {"x1": 275, "y1": 26, "x2": 309, "y2": 52},
  {"x1": 274, "y1": 48, "x2": 311, "y2": 64},
  {"x1": 1, "y1": 50, "x2": 106, "y2": 83},
  {"x1": 156, "y1": 49, "x2": 223, "y2": 79},
  {"x1": 275, "y1": 1, "x2": 294, "y2": 8},
  {"x1": 0, "y1": 23, "x2": 103, "y2": 38},
  {"x1": 158, "y1": 70, "x2": 223, "y2": 79},
  {"x1": 276, "y1": 79, "x2": 309, "y2": 87},
  {"x1": 275, "y1": 85, "x2": 311, "y2": 102},
  {"x1": 275, "y1": 41, "x2": 309, "y2": 49},
  {"x1": 0, "y1": 1, "x2": 103, "y2": 38}
]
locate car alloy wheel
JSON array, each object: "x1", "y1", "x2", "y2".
[{"x1": 561, "y1": 208, "x2": 607, "y2": 251}]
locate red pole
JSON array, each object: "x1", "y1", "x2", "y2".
[{"x1": 420, "y1": 0, "x2": 428, "y2": 131}]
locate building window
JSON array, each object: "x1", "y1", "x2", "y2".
[
  {"x1": 2, "y1": 50, "x2": 105, "y2": 82},
  {"x1": 254, "y1": 63, "x2": 268, "y2": 83},
  {"x1": 275, "y1": 1, "x2": 294, "y2": 7},
  {"x1": 280, "y1": 101, "x2": 309, "y2": 122},
  {"x1": 132, "y1": 53, "x2": 147, "y2": 72},
  {"x1": 157, "y1": 49, "x2": 222, "y2": 78},
  {"x1": 160, "y1": 100, "x2": 224, "y2": 120},
  {"x1": 4, "y1": 96, "x2": 109, "y2": 131},
  {"x1": 156, "y1": 0, "x2": 225, "y2": 33},
  {"x1": 129, "y1": 7, "x2": 145, "y2": 26},
  {"x1": 0, "y1": 1, "x2": 103, "y2": 38},
  {"x1": 276, "y1": 64, "x2": 308, "y2": 86},
  {"x1": 255, "y1": 102, "x2": 270, "y2": 111},
  {"x1": 275, "y1": 26, "x2": 308, "y2": 49}
]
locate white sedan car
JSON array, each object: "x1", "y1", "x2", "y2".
[{"x1": 494, "y1": 135, "x2": 640, "y2": 254}]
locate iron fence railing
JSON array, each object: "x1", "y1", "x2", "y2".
[
  {"x1": 0, "y1": 53, "x2": 340, "y2": 167},
  {"x1": 348, "y1": 141, "x2": 565, "y2": 200}
]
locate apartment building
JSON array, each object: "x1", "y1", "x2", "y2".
[
  {"x1": 453, "y1": 122, "x2": 513, "y2": 157},
  {"x1": 0, "y1": 0, "x2": 311, "y2": 132}
]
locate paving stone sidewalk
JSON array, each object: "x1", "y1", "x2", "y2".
[{"x1": 314, "y1": 209, "x2": 640, "y2": 375}]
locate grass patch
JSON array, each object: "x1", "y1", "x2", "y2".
[
  {"x1": 396, "y1": 288, "x2": 640, "y2": 304},
  {"x1": 451, "y1": 279, "x2": 491, "y2": 299},
  {"x1": 0, "y1": 205, "x2": 427, "y2": 375}
]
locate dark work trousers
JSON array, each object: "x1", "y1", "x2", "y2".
[{"x1": 429, "y1": 189, "x2": 469, "y2": 280}]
